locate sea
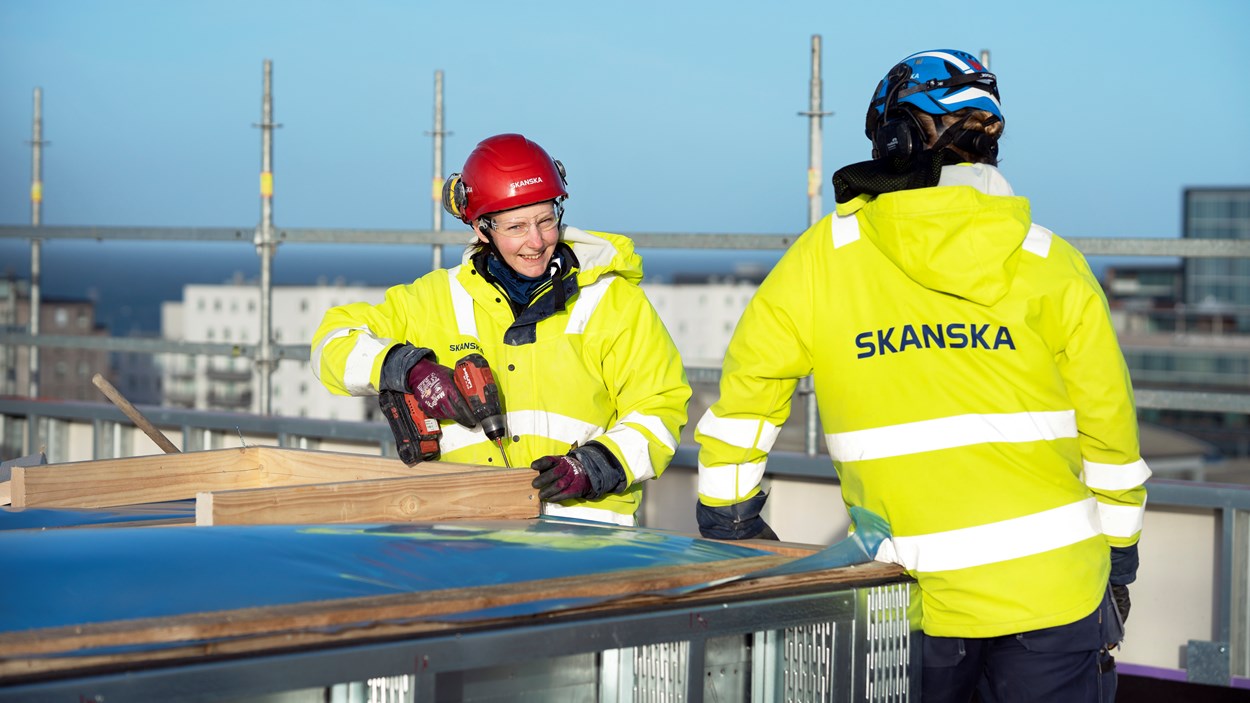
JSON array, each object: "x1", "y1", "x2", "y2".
[{"x1": 0, "y1": 238, "x2": 786, "y2": 336}]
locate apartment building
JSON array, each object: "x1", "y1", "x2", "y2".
[
  {"x1": 160, "y1": 275, "x2": 761, "y2": 420},
  {"x1": 161, "y1": 283, "x2": 385, "y2": 421}
]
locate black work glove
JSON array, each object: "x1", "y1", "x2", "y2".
[
  {"x1": 1111, "y1": 584, "x2": 1131, "y2": 624},
  {"x1": 1108, "y1": 543, "x2": 1138, "y2": 624},
  {"x1": 696, "y1": 492, "x2": 778, "y2": 540},
  {"x1": 531, "y1": 442, "x2": 626, "y2": 503}
]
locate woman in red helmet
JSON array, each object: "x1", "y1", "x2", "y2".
[{"x1": 312, "y1": 134, "x2": 691, "y2": 526}]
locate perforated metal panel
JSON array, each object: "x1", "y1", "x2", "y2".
[
  {"x1": 864, "y1": 583, "x2": 913, "y2": 702},
  {"x1": 632, "y1": 640, "x2": 688, "y2": 702},
  {"x1": 781, "y1": 621, "x2": 837, "y2": 701}
]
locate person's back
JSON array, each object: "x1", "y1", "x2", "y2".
[{"x1": 696, "y1": 50, "x2": 1147, "y2": 701}]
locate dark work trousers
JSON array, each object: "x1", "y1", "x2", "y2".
[{"x1": 921, "y1": 588, "x2": 1122, "y2": 702}]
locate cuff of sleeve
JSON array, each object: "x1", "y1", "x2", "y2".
[
  {"x1": 1110, "y1": 543, "x2": 1139, "y2": 586},
  {"x1": 380, "y1": 344, "x2": 433, "y2": 393},
  {"x1": 571, "y1": 441, "x2": 628, "y2": 498},
  {"x1": 697, "y1": 492, "x2": 770, "y2": 540}
]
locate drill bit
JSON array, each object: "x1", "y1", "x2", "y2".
[{"x1": 494, "y1": 438, "x2": 511, "y2": 467}]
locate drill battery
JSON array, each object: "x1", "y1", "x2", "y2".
[{"x1": 378, "y1": 389, "x2": 442, "y2": 465}]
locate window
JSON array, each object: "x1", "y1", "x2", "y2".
[
  {"x1": 54, "y1": 308, "x2": 68, "y2": 327},
  {"x1": 300, "y1": 299, "x2": 309, "y2": 313},
  {"x1": 214, "y1": 299, "x2": 222, "y2": 312}
]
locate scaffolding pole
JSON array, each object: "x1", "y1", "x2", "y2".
[
  {"x1": 428, "y1": 70, "x2": 451, "y2": 270},
  {"x1": 798, "y1": 35, "x2": 832, "y2": 456},
  {"x1": 253, "y1": 60, "x2": 280, "y2": 416},
  {"x1": 28, "y1": 87, "x2": 45, "y2": 403}
]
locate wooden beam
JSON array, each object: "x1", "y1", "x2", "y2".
[
  {"x1": 11, "y1": 448, "x2": 258, "y2": 508},
  {"x1": 11, "y1": 446, "x2": 492, "y2": 508},
  {"x1": 0, "y1": 559, "x2": 906, "y2": 680},
  {"x1": 197, "y1": 469, "x2": 538, "y2": 525}
]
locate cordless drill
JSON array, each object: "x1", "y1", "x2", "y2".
[
  {"x1": 378, "y1": 389, "x2": 442, "y2": 466},
  {"x1": 453, "y1": 353, "x2": 511, "y2": 467}
]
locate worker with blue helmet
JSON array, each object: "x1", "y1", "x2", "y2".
[{"x1": 697, "y1": 49, "x2": 1146, "y2": 702}]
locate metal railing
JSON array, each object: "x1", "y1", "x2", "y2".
[{"x1": 3, "y1": 224, "x2": 1250, "y2": 454}]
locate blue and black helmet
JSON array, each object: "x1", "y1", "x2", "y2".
[{"x1": 865, "y1": 49, "x2": 1002, "y2": 139}]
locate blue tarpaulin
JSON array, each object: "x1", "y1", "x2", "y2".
[{"x1": 0, "y1": 510, "x2": 890, "y2": 637}]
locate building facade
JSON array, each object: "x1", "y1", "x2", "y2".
[
  {"x1": 0, "y1": 278, "x2": 109, "y2": 401},
  {"x1": 1184, "y1": 187, "x2": 1250, "y2": 331},
  {"x1": 162, "y1": 283, "x2": 384, "y2": 421}
]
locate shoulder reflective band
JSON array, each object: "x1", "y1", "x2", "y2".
[
  {"x1": 260, "y1": 172, "x2": 274, "y2": 198},
  {"x1": 432, "y1": 177, "x2": 444, "y2": 201},
  {"x1": 30, "y1": 181, "x2": 42, "y2": 203}
]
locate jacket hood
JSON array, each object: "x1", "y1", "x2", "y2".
[
  {"x1": 562, "y1": 226, "x2": 644, "y2": 286},
  {"x1": 836, "y1": 164, "x2": 1031, "y2": 306}
]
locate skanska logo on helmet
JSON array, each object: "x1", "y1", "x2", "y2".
[{"x1": 509, "y1": 177, "x2": 544, "y2": 191}]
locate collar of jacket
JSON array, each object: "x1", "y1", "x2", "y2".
[
  {"x1": 459, "y1": 225, "x2": 645, "y2": 345},
  {"x1": 836, "y1": 163, "x2": 1015, "y2": 217}
]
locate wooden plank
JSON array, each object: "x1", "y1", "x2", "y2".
[
  {"x1": 197, "y1": 469, "x2": 538, "y2": 525},
  {"x1": 722, "y1": 538, "x2": 819, "y2": 557},
  {"x1": 0, "y1": 559, "x2": 907, "y2": 680},
  {"x1": 11, "y1": 446, "x2": 494, "y2": 509},
  {"x1": 11, "y1": 448, "x2": 260, "y2": 508},
  {"x1": 249, "y1": 446, "x2": 488, "y2": 484}
]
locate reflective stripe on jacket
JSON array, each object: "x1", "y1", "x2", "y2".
[
  {"x1": 696, "y1": 165, "x2": 1148, "y2": 637},
  {"x1": 313, "y1": 227, "x2": 691, "y2": 520}
]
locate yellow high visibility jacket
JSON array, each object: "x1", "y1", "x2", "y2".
[
  {"x1": 313, "y1": 227, "x2": 691, "y2": 524},
  {"x1": 696, "y1": 165, "x2": 1149, "y2": 637}
]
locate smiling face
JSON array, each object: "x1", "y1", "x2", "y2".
[{"x1": 475, "y1": 201, "x2": 561, "y2": 278}]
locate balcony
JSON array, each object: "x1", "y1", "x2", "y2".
[
  {"x1": 205, "y1": 366, "x2": 252, "y2": 382},
  {"x1": 207, "y1": 388, "x2": 252, "y2": 409}
]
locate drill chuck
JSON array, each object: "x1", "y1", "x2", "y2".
[{"x1": 480, "y1": 415, "x2": 507, "y2": 442}]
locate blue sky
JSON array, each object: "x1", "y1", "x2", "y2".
[{"x1": 2, "y1": 0, "x2": 1249, "y2": 241}]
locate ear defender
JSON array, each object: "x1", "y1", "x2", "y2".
[
  {"x1": 442, "y1": 173, "x2": 467, "y2": 221},
  {"x1": 870, "y1": 63, "x2": 924, "y2": 163},
  {"x1": 872, "y1": 116, "x2": 923, "y2": 162},
  {"x1": 554, "y1": 159, "x2": 568, "y2": 186}
]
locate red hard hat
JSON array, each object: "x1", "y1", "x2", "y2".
[{"x1": 443, "y1": 133, "x2": 568, "y2": 224}]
